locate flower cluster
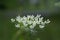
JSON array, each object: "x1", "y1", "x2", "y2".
[{"x1": 11, "y1": 14, "x2": 50, "y2": 32}]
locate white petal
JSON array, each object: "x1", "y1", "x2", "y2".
[
  {"x1": 36, "y1": 14, "x2": 41, "y2": 18},
  {"x1": 44, "y1": 19, "x2": 50, "y2": 24},
  {"x1": 46, "y1": 19, "x2": 50, "y2": 23},
  {"x1": 36, "y1": 21, "x2": 40, "y2": 24},
  {"x1": 30, "y1": 15, "x2": 34, "y2": 19},
  {"x1": 29, "y1": 25, "x2": 34, "y2": 29},
  {"x1": 41, "y1": 22, "x2": 45, "y2": 25},
  {"x1": 27, "y1": 15, "x2": 31, "y2": 20},
  {"x1": 27, "y1": 21, "x2": 32, "y2": 24},
  {"x1": 15, "y1": 24, "x2": 20, "y2": 28},
  {"x1": 33, "y1": 21, "x2": 36, "y2": 27},
  {"x1": 23, "y1": 16, "x2": 26, "y2": 20},
  {"x1": 11, "y1": 18, "x2": 15, "y2": 22},
  {"x1": 39, "y1": 17, "x2": 43, "y2": 22},
  {"x1": 23, "y1": 23, "x2": 28, "y2": 27},
  {"x1": 16, "y1": 16, "x2": 21, "y2": 22},
  {"x1": 39, "y1": 25, "x2": 45, "y2": 28},
  {"x1": 35, "y1": 17, "x2": 38, "y2": 21}
]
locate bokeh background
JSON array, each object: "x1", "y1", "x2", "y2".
[{"x1": 0, "y1": 0, "x2": 60, "y2": 40}]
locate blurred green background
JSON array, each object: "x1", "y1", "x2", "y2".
[{"x1": 0, "y1": 0, "x2": 60, "y2": 40}]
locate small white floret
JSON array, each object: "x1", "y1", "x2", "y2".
[
  {"x1": 29, "y1": 25, "x2": 35, "y2": 29},
  {"x1": 16, "y1": 16, "x2": 21, "y2": 22},
  {"x1": 11, "y1": 14, "x2": 50, "y2": 31},
  {"x1": 36, "y1": 14, "x2": 41, "y2": 18},
  {"x1": 11, "y1": 18, "x2": 15, "y2": 22},
  {"x1": 39, "y1": 25, "x2": 45, "y2": 28},
  {"x1": 15, "y1": 24, "x2": 20, "y2": 28},
  {"x1": 45, "y1": 19, "x2": 50, "y2": 24}
]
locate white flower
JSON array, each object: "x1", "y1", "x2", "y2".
[
  {"x1": 29, "y1": 25, "x2": 35, "y2": 29},
  {"x1": 41, "y1": 22, "x2": 45, "y2": 26},
  {"x1": 11, "y1": 14, "x2": 50, "y2": 32},
  {"x1": 39, "y1": 17, "x2": 43, "y2": 22},
  {"x1": 32, "y1": 21, "x2": 36, "y2": 26},
  {"x1": 16, "y1": 16, "x2": 21, "y2": 22},
  {"x1": 39, "y1": 25, "x2": 45, "y2": 28},
  {"x1": 36, "y1": 14, "x2": 41, "y2": 18},
  {"x1": 23, "y1": 16, "x2": 27, "y2": 20},
  {"x1": 36, "y1": 21, "x2": 40, "y2": 24},
  {"x1": 27, "y1": 20, "x2": 32, "y2": 25},
  {"x1": 11, "y1": 18, "x2": 15, "y2": 22},
  {"x1": 27, "y1": 15, "x2": 31, "y2": 20},
  {"x1": 46, "y1": 19, "x2": 50, "y2": 24},
  {"x1": 44, "y1": 19, "x2": 50, "y2": 24},
  {"x1": 29, "y1": 21, "x2": 36, "y2": 29},
  {"x1": 15, "y1": 24, "x2": 20, "y2": 28},
  {"x1": 23, "y1": 23, "x2": 28, "y2": 27},
  {"x1": 30, "y1": 15, "x2": 34, "y2": 20},
  {"x1": 35, "y1": 17, "x2": 38, "y2": 21}
]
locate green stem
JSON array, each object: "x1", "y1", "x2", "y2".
[{"x1": 12, "y1": 30, "x2": 21, "y2": 40}]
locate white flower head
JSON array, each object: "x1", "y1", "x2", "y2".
[{"x1": 11, "y1": 14, "x2": 50, "y2": 32}]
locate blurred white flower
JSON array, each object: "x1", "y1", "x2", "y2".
[
  {"x1": 39, "y1": 17, "x2": 43, "y2": 22},
  {"x1": 11, "y1": 14, "x2": 50, "y2": 32},
  {"x1": 23, "y1": 16, "x2": 27, "y2": 20},
  {"x1": 11, "y1": 18, "x2": 15, "y2": 22},
  {"x1": 29, "y1": 25, "x2": 34, "y2": 29},
  {"x1": 39, "y1": 25, "x2": 45, "y2": 28},
  {"x1": 23, "y1": 22, "x2": 28, "y2": 27},
  {"x1": 36, "y1": 21, "x2": 40, "y2": 24},
  {"x1": 30, "y1": 15, "x2": 34, "y2": 20},
  {"x1": 36, "y1": 14, "x2": 41, "y2": 18},
  {"x1": 15, "y1": 24, "x2": 20, "y2": 28},
  {"x1": 46, "y1": 19, "x2": 50, "y2": 24},
  {"x1": 33, "y1": 21, "x2": 36, "y2": 27},
  {"x1": 27, "y1": 15, "x2": 31, "y2": 20},
  {"x1": 27, "y1": 20, "x2": 32, "y2": 25},
  {"x1": 16, "y1": 16, "x2": 21, "y2": 22}
]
